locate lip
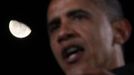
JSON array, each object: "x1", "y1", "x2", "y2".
[{"x1": 62, "y1": 45, "x2": 84, "y2": 64}]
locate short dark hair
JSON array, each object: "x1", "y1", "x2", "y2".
[
  {"x1": 47, "y1": 0, "x2": 124, "y2": 23},
  {"x1": 90, "y1": 0, "x2": 124, "y2": 22}
]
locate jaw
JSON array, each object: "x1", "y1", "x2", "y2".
[{"x1": 105, "y1": 44, "x2": 125, "y2": 70}]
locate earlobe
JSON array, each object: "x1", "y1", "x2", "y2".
[{"x1": 112, "y1": 19, "x2": 132, "y2": 45}]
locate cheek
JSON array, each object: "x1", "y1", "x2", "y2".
[
  {"x1": 98, "y1": 23, "x2": 113, "y2": 58},
  {"x1": 76, "y1": 23, "x2": 113, "y2": 66},
  {"x1": 74, "y1": 24, "x2": 102, "y2": 64},
  {"x1": 90, "y1": 25, "x2": 113, "y2": 66},
  {"x1": 50, "y1": 36, "x2": 61, "y2": 57},
  {"x1": 50, "y1": 39, "x2": 65, "y2": 68}
]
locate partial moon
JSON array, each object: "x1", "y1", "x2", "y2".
[{"x1": 9, "y1": 20, "x2": 31, "y2": 39}]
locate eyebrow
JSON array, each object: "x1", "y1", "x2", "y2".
[
  {"x1": 47, "y1": 17, "x2": 60, "y2": 27},
  {"x1": 67, "y1": 9, "x2": 90, "y2": 17},
  {"x1": 47, "y1": 9, "x2": 90, "y2": 27}
]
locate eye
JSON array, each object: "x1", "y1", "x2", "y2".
[
  {"x1": 48, "y1": 19, "x2": 61, "y2": 33},
  {"x1": 68, "y1": 10, "x2": 90, "y2": 21},
  {"x1": 72, "y1": 13, "x2": 88, "y2": 20}
]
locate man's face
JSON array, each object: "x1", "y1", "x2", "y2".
[{"x1": 47, "y1": 0, "x2": 115, "y2": 74}]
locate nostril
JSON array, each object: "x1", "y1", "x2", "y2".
[{"x1": 58, "y1": 34, "x2": 75, "y2": 43}]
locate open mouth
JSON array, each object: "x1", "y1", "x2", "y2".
[{"x1": 62, "y1": 45, "x2": 84, "y2": 64}]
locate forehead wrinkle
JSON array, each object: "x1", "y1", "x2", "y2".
[
  {"x1": 47, "y1": 0, "x2": 102, "y2": 22},
  {"x1": 47, "y1": 0, "x2": 72, "y2": 22}
]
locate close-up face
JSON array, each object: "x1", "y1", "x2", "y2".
[{"x1": 47, "y1": 0, "x2": 117, "y2": 74}]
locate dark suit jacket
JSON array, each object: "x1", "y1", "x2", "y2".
[{"x1": 112, "y1": 64, "x2": 134, "y2": 75}]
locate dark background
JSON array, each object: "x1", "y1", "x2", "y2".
[
  {"x1": 0, "y1": 0, "x2": 133, "y2": 75},
  {"x1": 0, "y1": 0, "x2": 49, "y2": 74}
]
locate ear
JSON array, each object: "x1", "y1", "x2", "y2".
[{"x1": 112, "y1": 19, "x2": 132, "y2": 45}]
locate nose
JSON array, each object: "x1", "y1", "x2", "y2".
[{"x1": 57, "y1": 22, "x2": 76, "y2": 43}]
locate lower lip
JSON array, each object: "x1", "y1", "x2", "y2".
[{"x1": 65, "y1": 51, "x2": 83, "y2": 64}]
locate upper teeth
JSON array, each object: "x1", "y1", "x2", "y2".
[
  {"x1": 63, "y1": 45, "x2": 83, "y2": 59},
  {"x1": 62, "y1": 45, "x2": 84, "y2": 63},
  {"x1": 66, "y1": 47, "x2": 78, "y2": 56}
]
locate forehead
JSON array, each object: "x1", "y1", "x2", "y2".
[{"x1": 47, "y1": 0, "x2": 100, "y2": 21}]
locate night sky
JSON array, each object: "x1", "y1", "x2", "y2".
[
  {"x1": 0, "y1": 1, "x2": 50, "y2": 74},
  {"x1": 0, "y1": 0, "x2": 133, "y2": 75}
]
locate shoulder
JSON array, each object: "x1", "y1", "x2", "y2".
[{"x1": 112, "y1": 64, "x2": 134, "y2": 75}]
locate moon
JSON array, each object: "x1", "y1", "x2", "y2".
[{"x1": 9, "y1": 20, "x2": 32, "y2": 39}]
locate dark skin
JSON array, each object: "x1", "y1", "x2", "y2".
[{"x1": 47, "y1": 0, "x2": 131, "y2": 75}]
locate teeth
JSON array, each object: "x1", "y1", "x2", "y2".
[
  {"x1": 62, "y1": 45, "x2": 83, "y2": 59},
  {"x1": 66, "y1": 47, "x2": 79, "y2": 56}
]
